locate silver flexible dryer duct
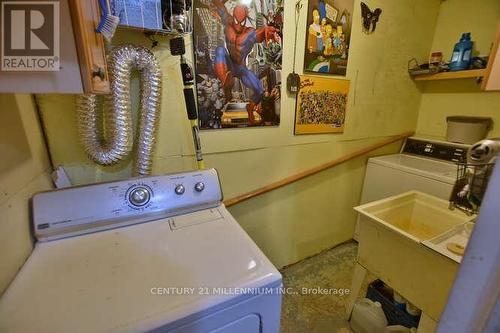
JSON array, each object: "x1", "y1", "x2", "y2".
[{"x1": 77, "y1": 45, "x2": 162, "y2": 176}]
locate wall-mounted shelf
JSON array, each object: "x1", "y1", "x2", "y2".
[{"x1": 413, "y1": 69, "x2": 486, "y2": 81}]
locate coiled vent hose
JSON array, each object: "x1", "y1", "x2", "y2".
[{"x1": 76, "y1": 44, "x2": 162, "y2": 176}]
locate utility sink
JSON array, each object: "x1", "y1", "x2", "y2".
[
  {"x1": 353, "y1": 191, "x2": 474, "y2": 320},
  {"x1": 355, "y1": 191, "x2": 471, "y2": 243}
]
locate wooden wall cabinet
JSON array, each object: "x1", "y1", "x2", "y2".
[
  {"x1": 481, "y1": 22, "x2": 500, "y2": 91},
  {"x1": 0, "y1": 0, "x2": 109, "y2": 94}
]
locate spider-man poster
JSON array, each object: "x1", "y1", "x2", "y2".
[{"x1": 193, "y1": 0, "x2": 284, "y2": 129}]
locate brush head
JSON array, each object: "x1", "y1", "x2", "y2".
[
  {"x1": 96, "y1": 14, "x2": 119, "y2": 42},
  {"x1": 170, "y1": 37, "x2": 185, "y2": 56}
]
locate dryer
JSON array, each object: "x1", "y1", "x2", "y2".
[{"x1": 0, "y1": 169, "x2": 282, "y2": 333}]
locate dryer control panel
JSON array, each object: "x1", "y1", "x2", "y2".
[
  {"x1": 402, "y1": 138, "x2": 469, "y2": 163},
  {"x1": 33, "y1": 169, "x2": 223, "y2": 241}
]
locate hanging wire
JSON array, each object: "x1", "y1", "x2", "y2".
[{"x1": 292, "y1": 0, "x2": 303, "y2": 73}]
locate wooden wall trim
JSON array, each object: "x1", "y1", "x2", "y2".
[
  {"x1": 68, "y1": 0, "x2": 110, "y2": 94},
  {"x1": 223, "y1": 131, "x2": 414, "y2": 207},
  {"x1": 481, "y1": 22, "x2": 500, "y2": 91}
]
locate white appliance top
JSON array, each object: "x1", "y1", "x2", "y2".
[
  {"x1": 367, "y1": 137, "x2": 471, "y2": 184},
  {"x1": 0, "y1": 169, "x2": 282, "y2": 333},
  {"x1": 368, "y1": 154, "x2": 457, "y2": 184}
]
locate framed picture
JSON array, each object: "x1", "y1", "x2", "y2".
[
  {"x1": 294, "y1": 75, "x2": 349, "y2": 135},
  {"x1": 325, "y1": 3, "x2": 339, "y2": 22},
  {"x1": 304, "y1": 0, "x2": 354, "y2": 75},
  {"x1": 192, "y1": 0, "x2": 284, "y2": 130}
]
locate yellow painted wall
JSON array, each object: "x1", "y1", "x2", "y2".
[
  {"x1": 37, "y1": 0, "x2": 441, "y2": 268},
  {"x1": 415, "y1": 0, "x2": 500, "y2": 140},
  {"x1": 0, "y1": 94, "x2": 53, "y2": 295}
]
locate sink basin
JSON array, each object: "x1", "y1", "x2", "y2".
[
  {"x1": 421, "y1": 221, "x2": 475, "y2": 263},
  {"x1": 355, "y1": 191, "x2": 472, "y2": 242},
  {"x1": 353, "y1": 191, "x2": 474, "y2": 320}
]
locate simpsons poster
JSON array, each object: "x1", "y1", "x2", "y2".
[
  {"x1": 294, "y1": 75, "x2": 349, "y2": 135},
  {"x1": 193, "y1": 0, "x2": 284, "y2": 129},
  {"x1": 304, "y1": 0, "x2": 353, "y2": 75}
]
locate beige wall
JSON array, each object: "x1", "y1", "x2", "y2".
[
  {"x1": 416, "y1": 0, "x2": 500, "y2": 140},
  {"x1": 227, "y1": 140, "x2": 402, "y2": 266},
  {"x1": 0, "y1": 94, "x2": 52, "y2": 295},
  {"x1": 37, "y1": 0, "x2": 441, "y2": 267}
]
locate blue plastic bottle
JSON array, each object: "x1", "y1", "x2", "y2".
[{"x1": 449, "y1": 33, "x2": 473, "y2": 71}]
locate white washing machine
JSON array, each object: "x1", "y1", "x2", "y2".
[
  {"x1": 0, "y1": 169, "x2": 282, "y2": 333},
  {"x1": 360, "y1": 137, "x2": 470, "y2": 204}
]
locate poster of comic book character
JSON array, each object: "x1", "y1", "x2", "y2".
[
  {"x1": 304, "y1": 0, "x2": 353, "y2": 75},
  {"x1": 294, "y1": 75, "x2": 349, "y2": 134},
  {"x1": 193, "y1": 0, "x2": 283, "y2": 129}
]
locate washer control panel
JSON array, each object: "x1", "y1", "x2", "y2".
[
  {"x1": 402, "y1": 138, "x2": 470, "y2": 163},
  {"x1": 33, "y1": 169, "x2": 223, "y2": 241}
]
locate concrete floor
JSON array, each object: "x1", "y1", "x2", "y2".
[{"x1": 280, "y1": 241, "x2": 367, "y2": 333}]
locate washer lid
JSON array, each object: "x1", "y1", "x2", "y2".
[
  {"x1": 0, "y1": 206, "x2": 281, "y2": 333},
  {"x1": 368, "y1": 154, "x2": 458, "y2": 184}
]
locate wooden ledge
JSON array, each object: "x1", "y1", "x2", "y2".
[{"x1": 223, "y1": 131, "x2": 414, "y2": 207}]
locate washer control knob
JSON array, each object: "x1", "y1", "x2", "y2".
[
  {"x1": 194, "y1": 182, "x2": 205, "y2": 192},
  {"x1": 174, "y1": 184, "x2": 185, "y2": 195},
  {"x1": 129, "y1": 187, "x2": 150, "y2": 207}
]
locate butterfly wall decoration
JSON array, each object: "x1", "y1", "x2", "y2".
[{"x1": 360, "y1": 2, "x2": 382, "y2": 34}]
